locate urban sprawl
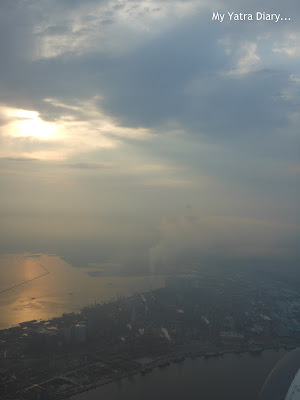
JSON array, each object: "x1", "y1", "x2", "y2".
[{"x1": 1, "y1": 267, "x2": 300, "y2": 399}]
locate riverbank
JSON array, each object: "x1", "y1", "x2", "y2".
[
  {"x1": 69, "y1": 347, "x2": 292, "y2": 400},
  {"x1": 59, "y1": 343, "x2": 298, "y2": 399}
]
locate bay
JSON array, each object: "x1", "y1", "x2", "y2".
[{"x1": 0, "y1": 253, "x2": 164, "y2": 329}]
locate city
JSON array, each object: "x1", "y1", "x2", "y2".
[{"x1": 1, "y1": 267, "x2": 300, "y2": 399}]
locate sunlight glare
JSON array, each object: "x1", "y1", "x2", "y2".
[
  {"x1": 15, "y1": 109, "x2": 39, "y2": 119},
  {"x1": 15, "y1": 118, "x2": 57, "y2": 140},
  {"x1": 5, "y1": 107, "x2": 58, "y2": 140}
]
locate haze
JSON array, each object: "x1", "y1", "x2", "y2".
[{"x1": 0, "y1": 0, "x2": 299, "y2": 275}]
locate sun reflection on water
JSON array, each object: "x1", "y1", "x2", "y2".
[{"x1": 0, "y1": 253, "x2": 165, "y2": 329}]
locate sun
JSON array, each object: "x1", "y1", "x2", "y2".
[
  {"x1": 5, "y1": 107, "x2": 57, "y2": 140},
  {"x1": 15, "y1": 109, "x2": 39, "y2": 119},
  {"x1": 16, "y1": 117, "x2": 57, "y2": 140}
]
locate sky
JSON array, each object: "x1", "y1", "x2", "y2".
[{"x1": 0, "y1": 0, "x2": 299, "y2": 275}]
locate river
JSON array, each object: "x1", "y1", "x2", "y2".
[{"x1": 71, "y1": 349, "x2": 288, "y2": 400}]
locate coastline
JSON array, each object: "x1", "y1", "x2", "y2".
[{"x1": 2, "y1": 279, "x2": 300, "y2": 400}]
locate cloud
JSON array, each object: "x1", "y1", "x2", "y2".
[
  {"x1": 273, "y1": 31, "x2": 300, "y2": 57},
  {"x1": 0, "y1": 0, "x2": 299, "y2": 272},
  {"x1": 274, "y1": 46, "x2": 300, "y2": 57},
  {"x1": 149, "y1": 216, "x2": 300, "y2": 273},
  {"x1": 65, "y1": 162, "x2": 114, "y2": 170},
  {"x1": 0, "y1": 97, "x2": 153, "y2": 160},
  {"x1": 26, "y1": 0, "x2": 203, "y2": 59},
  {"x1": 225, "y1": 42, "x2": 260, "y2": 75},
  {"x1": 1, "y1": 0, "x2": 299, "y2": 150}
]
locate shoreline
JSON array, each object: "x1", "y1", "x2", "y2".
[{"x1": 2, "y1": 279, "x2": 300, "y2": 400}]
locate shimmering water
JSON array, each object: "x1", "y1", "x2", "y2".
[{"x1": 0, "y1": 253, "x2": 165, "y2": 329}]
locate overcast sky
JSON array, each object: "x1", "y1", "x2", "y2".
[{"x1": 0, "y1": 0, "x2": 299, "y2": 274}]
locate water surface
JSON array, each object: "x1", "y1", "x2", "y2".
[
  {"x1": 71, "y1": 349, "x2": 288, "y2": 400},
  {"x1": 0, "y1": 253, "x2": 164, "y2": 329}
]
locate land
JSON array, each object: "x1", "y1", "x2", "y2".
[{"x1": 1, "y1": 266, "x2": 300, "y2": 399}]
